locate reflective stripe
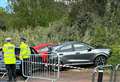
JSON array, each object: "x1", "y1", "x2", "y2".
[
  {"x1": 3, "y1": 46, "x2": 14, "y2": 48},
  {"x1": 4, "y1": 56, "x2": 15, "y2": 58},
  {"x1": 4, "y1": 52, "x2": 14, "y2": 54},
  {"x1": 98, "y1": 70, "x2": 104, "y2": 72}
]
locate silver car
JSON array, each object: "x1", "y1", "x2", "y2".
[{"x1": 49, "y1": 41, "x2": 111, "y2": 66}]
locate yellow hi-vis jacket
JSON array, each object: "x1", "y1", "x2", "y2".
[
  {"x1": 3, "y1": 42, "x2": 16, "y2": 64},
  {"x1": 19, "y1": 42, "x2": 31, "y2": 60}
]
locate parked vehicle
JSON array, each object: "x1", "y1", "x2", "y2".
[{"x1": 48, "y1": 41, "x2": 112, "y2": 67}]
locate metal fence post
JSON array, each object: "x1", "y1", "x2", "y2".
[
  {"x1": 92, "y1": 67, "x2": 97, "y2": 82},
  {"x1": 113, "y1": 64, "x2": 120, "y2": 82},
  {"x1": 92, "y1": 65, "x2": 114, "y2": 82},
  {"x1": 52, "y1": 79, "x2": 56, "y2": 82},
  {"x1": 97, "y1": 65, "x2": 104, "y2": 82},
  {"x1": 109, "y1": 65, "x2": 114, "y2": 82},
  {"x1": 103, "y1": 65, "x2": 114, "y2": 82},
  {"x1": 57, "y1": 53, "x2": 60, "y2": 79},
  {"x1": 22, "y1": 54, "x2": 60, "y2": 82}
]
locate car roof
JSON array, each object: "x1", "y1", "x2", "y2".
[
  {"x1": 61, "y1": 41, "x2": 93, "y2": 47},
  {"x1": 61, "y1": 41, "x2": 81, "y2": 45},
  {"x1": 52, "y1": 41, "x2": 79, "y2": 50},
  {"x1": 52, "y1": 41, "x2": 94, "y2": 50}
]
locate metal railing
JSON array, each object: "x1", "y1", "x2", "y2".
[
  {"x1": 0, "y1": 60, "x2": 7, "y2": 79},
  {"x1": 22, "y1": 54, "x2": 60, "y2": 82},
  {"x1": 113, "y1": 64, "x2": 120, "y2": 82},
  {"x1": 0, "y1": 60, "x2": 21, "y2": 79},
  {"x1": 92, "y1": 65, "x2": 114, "y2": 82},
  {"x1": 21, "y1": 54, "x2": 120, "y2": 82}
]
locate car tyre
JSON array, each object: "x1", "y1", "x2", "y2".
[{"x1": 94, "y1": 56, "x2": 106, "y2": 66}]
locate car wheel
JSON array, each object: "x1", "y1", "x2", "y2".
[{"x1": 94, "y1": 56, "x2": 106, "y2": 66}]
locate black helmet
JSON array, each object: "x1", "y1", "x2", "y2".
[{"x1": 20, "y1": 37, "x2": 26, "y2": 41}]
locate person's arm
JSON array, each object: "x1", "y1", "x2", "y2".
[
  {"x1": 19, "y1": 45, "x2": 26, "y2": 60},
  {"x1": 2, "y1": 45, "x2": 6, "y2": 59}
]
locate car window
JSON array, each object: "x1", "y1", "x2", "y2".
[
  {"x1": 39, "y1": 47, "x2": 49, "y2": 52},
  {"x1": 74, "y1": 43, "x2": 90, "y2": 51},
  {"x1": 59, "y1": 45, "x2": 72, "y2": 52}
]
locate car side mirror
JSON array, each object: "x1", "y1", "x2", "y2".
[{"x1": 88, "y1": 48, "x2": 92, "y2": 51}]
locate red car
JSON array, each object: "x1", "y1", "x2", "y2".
[{"x1": 32, "y1": 43, "x2": 52, "y2": 63}]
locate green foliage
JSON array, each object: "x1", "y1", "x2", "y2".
[
  {"x1": 0, "y1": 7, "x2": 5, "y2": 13},
  {"x1": 108, "y1": 44, "x2": 120, "y2": 65},
  {"x1": 0, "y1": 7, "x2": 6, "y2": 30},
  {"x1": 0, "y1": 26, "x2": 50, "y2": 46},
  {"x1": 1, "y1": 0, "x2": 120, "y2": 64},
  {"x1": 5, "y1": 0, "x2": 68, "y2": 29}
]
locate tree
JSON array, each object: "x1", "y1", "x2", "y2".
[
  {"x1": 6, "y1": 0, "x2": 68, "y2": 29},
  {"x1": 0, "y1": 7, "x2": 6, "y2": 30}
]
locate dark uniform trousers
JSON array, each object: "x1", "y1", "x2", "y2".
[{"x1": 6, "y1": 64, "x2": 16, "y2": 81}]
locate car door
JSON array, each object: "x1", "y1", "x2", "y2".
[
  {"x1": 57, "y1": 44, "x2": 78, "y2": 64},
  {"x1": 73, "y1": 43, "x2": 94, "y2": 64}
]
